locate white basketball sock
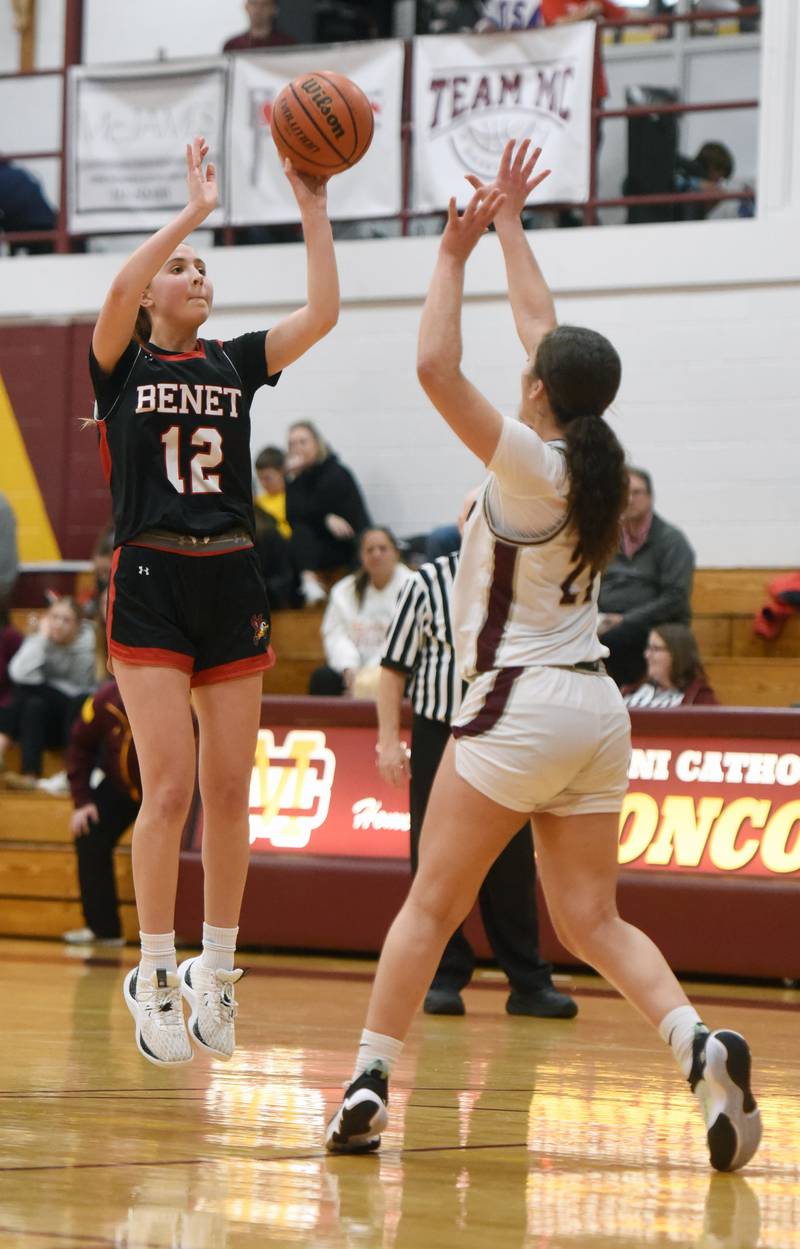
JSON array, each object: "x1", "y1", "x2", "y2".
[
  {"x1": 139, "y1": 930, "x2": 177, "y2": 979},
  {"x1": 200, "y1": 922, "x2": 238, "y2": 972},
  {"x1": 658, "y1": 1005, "x2": 706, "y2": 1078},
  {"x1": 352, "y1": 1029, "x2": 403, "y2": 1083}
]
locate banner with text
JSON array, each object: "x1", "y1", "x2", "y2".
[
  {"x1": 68, "y1": 61, "x2": 228, "y2": 233},
  {"x1": 411, "y1": 25, "x2": 595, "y2": 212},
  {"x1": 190, "y1": 726, "x2": 800, "y2": 880},
  {"x1": 228, "y1": 42, "x2": 404, "y2": 225}
]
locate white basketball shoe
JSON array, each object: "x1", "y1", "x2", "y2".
[
  {"x1": 123, "y1": 967, "x2": 193, "y2": 1066},
  {"x1": 690, "y1": 1028, "x2": 762, "y2": 1171},
  {"x1": 178, "y1": 957, "x2": 243, "y2": 1061}
]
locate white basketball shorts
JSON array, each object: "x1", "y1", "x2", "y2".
[{"x1": 452, "y1": 665, "x2": 631, "y2": 816}]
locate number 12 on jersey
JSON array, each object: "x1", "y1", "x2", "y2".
[{"x1": 161, "y1": 425, "x2": 223, "y2": 495}]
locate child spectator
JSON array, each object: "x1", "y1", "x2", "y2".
[{"x1": 254, "y1": 446, "x2": 291, "y2": 539}]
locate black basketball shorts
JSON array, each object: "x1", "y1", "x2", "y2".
[{"x1": 107, "y1": 544, "x2": 274, "y2": 686}]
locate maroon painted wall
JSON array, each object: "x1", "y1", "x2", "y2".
[{"x1": 0, "y1": 322, "x2": 111, "y2": 558}]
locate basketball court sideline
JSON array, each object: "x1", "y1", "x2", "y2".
[{"x1": 0, "y1": 939, "x2": 797, "y2": 1248}]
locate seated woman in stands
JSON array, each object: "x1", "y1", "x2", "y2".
[
  {"x1": 285, "y1": 421, "x2": 371, "y2": 605},
  {"x1": 623, "y1": 623, "x2": 718, "y2": 708},
  {"x1": 309, "y1": 528, "x2": 412, "y2": 697},
  {"x1": 0, "y1": 598, "x2": 96, "y2": 787}
]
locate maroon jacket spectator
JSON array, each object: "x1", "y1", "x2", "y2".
[
  {"x1": 62, "y1": 680, "x2": 141, "y2": 946},
  {"x1": 223, "y1": 0, "x2": 296, "y2": 51}
]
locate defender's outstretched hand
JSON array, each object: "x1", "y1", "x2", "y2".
[
  {"x1": 185, "y1": 136, "x2": 218, "y2": 216},
  {"x1": 282, "y1": 159, "x2": 330, "y2": 215},
  {"x1": 466, "y1": 139, "x2": 550, "y2": 223},
  {"x1": 440, "y1": 186, "x2": 506, "y2": 263}
]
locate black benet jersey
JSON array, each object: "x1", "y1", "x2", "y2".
[{"x1": 89, "y1": 333, "x2": 280, "y2": 546}]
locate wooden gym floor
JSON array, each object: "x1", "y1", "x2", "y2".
[{"x1": 0, "y1": 939, "x2": 798, "y2": 1249}]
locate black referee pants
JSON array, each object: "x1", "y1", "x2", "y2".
[
  {"x1": 410, "y1": 714, "x2": 553, "y2": 995},
  {"x1": 75, "y1": 778, "x2": 139, "y2": 939}
]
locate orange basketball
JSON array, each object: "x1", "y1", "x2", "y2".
[{"x1": 270, "y1": 71, "x2": 374, "y2": 178}]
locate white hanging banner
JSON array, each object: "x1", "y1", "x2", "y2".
[
  {"x1": 68, "y1": 60, "x2": 228, "y2": 233},
  {"x1": 228, "y1": 41, "x2": 404, "y2": 225},
  {"x1": 411, "y1": 25, "x2": 595, "y2": 211}
]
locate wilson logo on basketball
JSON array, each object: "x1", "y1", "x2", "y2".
[{"x1": 249, "y1": 729, "x2": 336, "y2": 849}]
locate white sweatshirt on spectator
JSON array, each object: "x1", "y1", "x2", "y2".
[
  {"x1": 8, "y1": 622, "x2": 96, "y2": 697},
  {"x1": 323, "y1": 566, "x2": 414, "y2": 674}
]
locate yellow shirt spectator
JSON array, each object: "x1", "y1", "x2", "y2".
[{"x1": 256, "y1": 489, "x2": 291, "y2": 539}]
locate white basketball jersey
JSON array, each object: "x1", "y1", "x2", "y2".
[{"x1": 452, "y1": 417, "x2": 608, "y2": 679}]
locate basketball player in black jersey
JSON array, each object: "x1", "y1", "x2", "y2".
[{"x1": 90, "y1": 137, "x2": 340, "y2": 1066}]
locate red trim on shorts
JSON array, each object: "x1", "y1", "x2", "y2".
[
  {"x1": 106, "y1": 547, "x2": 121, "y2": 659},
  {"x1": 127, "y1": 540, "x2": 252, "y2": 558},
  {"x1": 109, "y1": 641, "x2": 194, "y2": 674},
  {"x1": 191, "y1": 647, "x2": 275, "y2": 688},
  {"x1": 452, "y1": 666, "x2": 523, "y2": 739},
  {"x1": 97, "y1": 421, "x2": 112, "y2": 484},
  {"x1": 475, "y1": 541, "x2": 518, "y2": 672}
]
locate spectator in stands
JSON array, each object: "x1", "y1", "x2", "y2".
[
  {"x1": 62, "y1": 679, "x2": 141, "y2": 947},
  {"x1": 0, "y1": 491, "x2": 18, "y2": 610},
  {"x1": 223, "y1": 0, "x2": 296, "y2": 51},
  {"x1": 0, "y1": 606, "x2": 23, "y2": 774},
  {"x1": 675, "y1": 141, "x2": 736, "y2": 221},
  {"x1": 285, "y1": 421, "x2": 372, "y2": 605},
  {"x1": 418, "y1": 0, "x2": 483, "y2": 32},
  {"x1": 598, "y1": 468, "x2": 695, "y2": 687},
  {"x1": 475, "y1": 1, "x2": 543, "y2": 30},
  {"x1": 0, "y1": 157, "x2": 56, "y2": 254},
  {"x1": 309, "y1": 528, "x2": 412, "y2": 697},
  {"x1": 255, "y1": 446, "x2": 291, "y2": 539},
  {"x1": 252, "y1": 445, "x2": 299, "y2": 607},
  {"x1": 623, "y1": 623, "x2": 718, "y2": 708},
  {"x1": 0, "y1": 598, "x2": 96, "y2": 788},
  {"x1": 315, "y1": 2, "x2": 385, "y2": 41}
]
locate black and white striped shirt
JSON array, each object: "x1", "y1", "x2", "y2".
[{"x1": 381, "y1": 552, "x2": 461, "y2": 725}]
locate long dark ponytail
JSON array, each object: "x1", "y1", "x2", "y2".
[{"x1": 533, "y1": 325, "x2": 628, "y2": 571}]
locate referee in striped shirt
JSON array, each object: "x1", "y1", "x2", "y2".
[{"x1": 378, "y1": 534, "x2": 577, "y2": 1019}]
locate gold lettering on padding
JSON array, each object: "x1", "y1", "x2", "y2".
[
  {"x1": 617, "y1": 792, "x2": 659, "y2": 864},
  {"x1": 644, "y1": 796, "x2": 723, "y2": 867},
  {"x1": 761, "y1": 800, "x2": 800, "y2": 874},
  {"x1": 708, "y1": 797, "x2": 769, "y2": 871}
]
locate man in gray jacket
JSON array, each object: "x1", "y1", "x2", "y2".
[{"x1": 598, "y1": 468, "x2": 695, "y2": 686}]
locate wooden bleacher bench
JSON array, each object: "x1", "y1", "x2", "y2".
[{"x1": 0, "y1": 790, "x2": 136, "y2": 941}]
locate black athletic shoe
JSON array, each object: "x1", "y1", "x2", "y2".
[
  {"x1": 423, "y1": 988, "x2": 465, "y2": 1016},
  {"x1": 689, "y1": 1028, "x2": 762, "y2": 1172},
  {"x1": 325, "y1": 1062, "x2": 390, "y2": 1154},
  {"x1": 506, "y1": 986, "x2": 578, "y2": 1019}
]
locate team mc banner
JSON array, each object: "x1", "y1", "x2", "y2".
[{"x1": 411, "y1": 24, "x2": 596, "y2": 212}]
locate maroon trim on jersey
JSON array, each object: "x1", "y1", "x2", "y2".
[
  {"x1": 191, "y1": 647, "x2": 275, "y2": 688},
  {"x1": 146, "y1": 341, "x2": 207, "y2": 361},
  {"x1": 97, "y1": 421, "x2": 112, "y2": 484},
  {"x1": 109, "y1": 640, "x2": 194, "y2": 674},
  {"x1": 474, "y1": 540, "x2": 518, "y2": 672},
  {"x1": 452, "y1": 666, "x2": 523, "y2": 739}
]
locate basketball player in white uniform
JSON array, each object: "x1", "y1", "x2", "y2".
[{"x1": 325, "y1": 141, "x2": 761, "y2": 1172}]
